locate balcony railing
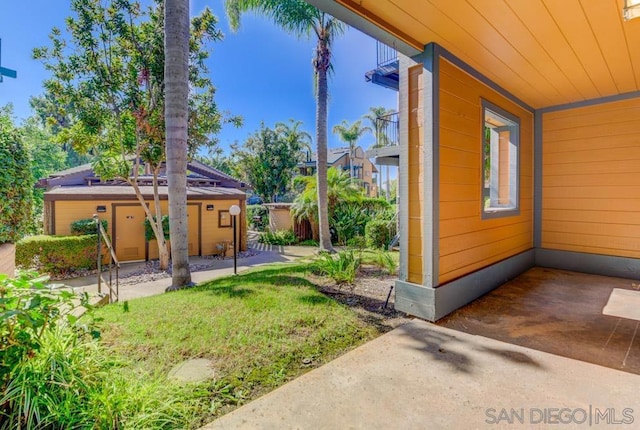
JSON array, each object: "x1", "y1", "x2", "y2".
[
  {"x1": 377, "y1": 42, "x2": 398, "y2": 69},
  {"x1": 375, "y1": 112, "x2": 399, "y2": 147}
]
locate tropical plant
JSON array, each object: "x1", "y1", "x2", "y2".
[
  {"x1": 225, "y1": 0, "x2": 346, "y2": 253},
  {"x1": 371, "y1": 250, "x2": 398, "y2": 274},
  {"x1": 291, "y1": 167, "x2": 361, "y2": 241},
  {"x1": 0, "y1": 106, "x2": 33, "y2": 246},
  {"x1": 332, "y1": 119, "x2": 371, "y2": 179},
  {"x1": 312, "y1": 250, "x2": 361, "y2": 284},
  {"x1": 165, "y1": 0, "x2": 192, "y2": 288}
]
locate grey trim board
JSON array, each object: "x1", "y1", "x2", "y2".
[
  {"x1": 396, "y1": 249, "x2": 535, "y2": 321},
  {"x1": 431, "y1": 44, "x2": 441, "y2": 289},
  {"x1": 421, "y1": 43, "x2": 436, "y2": 288},
  {"x1": 536, "y1": 249, "x2": 640, "y2": 280},
  {"x1": 540, "y1": 90, "x2": 640, "y2": 114},
  {"x1": 305, "y1": 0, "x2": 421, "y2": 58},
  {"x1": 436, "y1": 45, "x2": 535, "y2": 113},
  {"x1": 533, "y1": 110, "x2": 543, "y2": 248}
]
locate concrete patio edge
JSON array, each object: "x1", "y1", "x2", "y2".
[{"x1": 204, "y1": 320, "x2": 640, "y2": 429}]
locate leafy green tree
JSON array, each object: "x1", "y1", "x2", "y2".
[
  {"x1": 195, "y1": 147, "x2": 242, "y2": 179},
  {"x1": 234, "y1": 120, "x2": 310, "y2": 203},
  {"x1": 225, "y1": 0, "x2": 345, "y2": 253},
  {"x1": 29, "y1": 95, "x2": 92, "y2": 168},
  {"x1": 34, "y1": 0, "x2": 234, "y2": 272},
  {"x1": 21, "y1": 117, "x2": 68, "y2": 233},
  {"x1": 291, "y1": 167, "x2": 361, "y2": 241},
  {"x1": 332, "y1": 119, "x2": 371, "y2": 179},
  {"x1": 0, "y1": 106, "x2": 33, "y2": 245}
]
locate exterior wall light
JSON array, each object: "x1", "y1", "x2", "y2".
[
  {"x1": 624, "y1": 0, "x2": 640, "y2": 21},
  {"x1": 96, "y1": 205, "x2": 107, "y2": 213},
  {"x1": 206, "y1": 204, "x2": 214, "y2": 211}
]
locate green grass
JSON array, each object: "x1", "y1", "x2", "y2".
[{"x1": 94, "y1": 262, "x2": 382, "y2": 428}]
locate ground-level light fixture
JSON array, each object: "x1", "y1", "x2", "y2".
[
  {"x1": 624, "y1": 0, "x2": 640, "y2": 21},
  {"x1": 229, "y1": 204, "x2": 241, "y2": 275}
]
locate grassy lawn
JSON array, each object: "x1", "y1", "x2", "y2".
[{"x1": 94, "y1": 262, "x2": 384, "y2": 428}]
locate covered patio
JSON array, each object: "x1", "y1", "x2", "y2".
[{"x1": 438, "y1": 267, "x2": 640, "y2": 375}]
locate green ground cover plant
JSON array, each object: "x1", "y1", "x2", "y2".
[
  {"x1": 93, "y1": 262, "x2": 381, "y2": 428},
  {"x1": 258, "y1": 230, "x2": 298, "y2": 245}
]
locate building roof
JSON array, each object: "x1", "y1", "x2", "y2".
[
  {"x1": 38, "y1": 159, "x2": 246, "y2": 190},
  {"x1": 44, "y1": 185, "x2": 246, "y2": 201},
  {"x1": 309, "y1": 0, "x2": 640, "y2": 109}
]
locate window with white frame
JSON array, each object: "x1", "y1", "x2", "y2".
[{"x1": 482, "y1": 100, "x2": 520, "y2": 218}]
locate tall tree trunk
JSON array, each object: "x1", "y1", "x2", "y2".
[
  {"x1": 164, "y1": 0, "x2": 192, "y2": 289},
  {"x1": 315, "y1": 40, "x2": 334, "y2": 253}
]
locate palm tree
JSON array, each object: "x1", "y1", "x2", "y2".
[
  {"x1": 332, "y1": 119, "x2": 371, "y2": 180},
  {"x1": 225, "y1": 0, "x2": 345, "y2": 253},
  {"x1": 363, "y1": 106, "x2": 396, "y2": 199},
  {"x1": 292, "y1": 167, "x2": 361, "y2": 240},
  {"x1": 164, "y1": 0, "x2": 192, "y2": 289}
]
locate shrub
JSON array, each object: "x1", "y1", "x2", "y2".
[
  {"x1": 71, "y1": 218, "x2": 108, "y2": 235},
  {"x1": 331, "y1": 198, "x2": 392, "y2": 246},
  {"x1": 16, "y1": 234, "x2": 98, "y2": 275},
  {"x1": 346, "y1": 236, "x2": 366, "y2": 249},
  {"x1": 0, "y1": 111, "x2": 32, "y2": 244},
  {"x1": 0, "y1": 272, "x2": 94, "y2": 409},
  {"x1": 259, "y1": 230, "x2": 297, "y2": 246},
  {"x1": 312, "y1": 251, "x2": 361, "y2": 284},
  {"x1": 144, "y1": 215, "x2": 170, "y2": 241},
  {"x1": 246, "y1": 205, "x2": 268, "y2": 231},
  {"x1": 365, "y1": 220, "x2": 390, "y2": 249},
  {"x1": 0, "y1": 272, "x2": 187, "y2": 429}
]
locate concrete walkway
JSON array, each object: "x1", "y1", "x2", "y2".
[
  {"x1": 62, "y1": 243, "x2": 316, "y2": 301},
  {"x1": 206, "y1": 320, "x2": 640, "y2": 429}
]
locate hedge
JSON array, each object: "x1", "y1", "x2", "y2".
[
  {"x1": 0, "y1": 113, "x2": 32, "y2": 244},
  {"x1": 16, "y1": 235, "x2": 99, "y2": 275}
]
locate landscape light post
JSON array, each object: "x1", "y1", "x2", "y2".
[{"x1": 229, "y1": 205, "x2": 241, "y2": 275}]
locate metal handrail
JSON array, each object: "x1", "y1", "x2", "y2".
[
  {"x1": 375, "y1": 112, "x2": 399, "y2": 147},
  {"x1": 95, "y1": 214, "x2": 119, "y2": 303},
  {"x1": 377, "y1": 42, "x2": 398, "y2": 68}
]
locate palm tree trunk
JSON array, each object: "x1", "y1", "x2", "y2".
[
  {"x1": 316, "y1": 42, "x2": 333, "y2": 253},
  {"x1": 164, "y1": 0, "x2": 192, "y2": 289}
]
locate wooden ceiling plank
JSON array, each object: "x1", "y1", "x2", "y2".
[
  {"x1": 421, "y1": 0, "x2": 560, "y2": 102},
  {"x1": 388, "y1": 0, "x2": 552, "y2": 107},
  {"x1": 579, "y1": 0, "x2": 638, "y2": 93},
  {"x1": 542, "y1": 0, "x2": 619, "y2": 97},
  {"x1": 505, "y1": 0, "x2": 600, "y2": 100},
  {"x1": 620, "y1": 4, "x2": 640, "y2": 90},
  {"x1": 467, "y1": 0, "x2": 585, "y2": 103}
]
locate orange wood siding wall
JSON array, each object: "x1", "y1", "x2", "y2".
[
  {"x1": 53, "y1": 198, "x2": 246, "y2": 262},
  {"x1": 542, "y1": 98, "x2": 640, "y2": 258},
  {"x1": 438, "y1": 58, "x2": 534, "y2": 284},
  {"x1": 407, "y1": 64, "x2": 425, "y2": 284}
]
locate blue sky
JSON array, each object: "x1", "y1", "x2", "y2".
[{"x1": 0, "y1": 0, "x2": 397, "y2": 155}]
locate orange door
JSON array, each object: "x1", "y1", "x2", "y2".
[
  {"x1": 114, "y1": 205, "x2": 146, "y2": 262},
  {"x1": 187, "y1": 204, "x2": 200, "y2": 256}
]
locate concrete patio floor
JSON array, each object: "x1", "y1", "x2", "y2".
[
  {"x1": 206, "y1": 320, "x2": 640, "y2": 429},
  {"x1": 438, "y1": 267, "x2": 640, "y2": 375}
]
